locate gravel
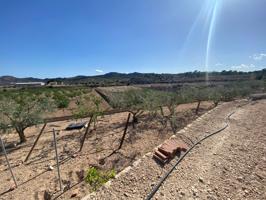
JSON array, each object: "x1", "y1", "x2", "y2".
[{"x1": 82, "y1": 100, "x2": 266, "y2": 200}]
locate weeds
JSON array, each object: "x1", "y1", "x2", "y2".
[{"x1": 85, "y1": 167, "x2": 116, "y2": 191}]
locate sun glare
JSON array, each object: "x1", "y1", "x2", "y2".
[{"x1": 205, "y1": 0, "x2": 220, "y2": 83}]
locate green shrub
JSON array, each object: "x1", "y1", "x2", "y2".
[
  {"x1": 85, "y1": 167, "x2": 116, "y2": 191},
  {"x1": 53, "y1": 93, "x2": 70, "y2": 109}
]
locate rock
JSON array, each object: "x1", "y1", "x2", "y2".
[
  {"x1": 199, "y1": 177, "x2": 204, "y2": 183},
  {"x1": 124, "y1": 192, "x2": 130, "y2": 197},
  {"x1": 191, "y1": 187, "x2": 198, "y2": 196},
  {"x1": 237, "y1": 176, "x2": 243, "y2": 182},
  {"x1": 63, "y1": 185, "x2": 70, "y2": 192},
  {"x1": 76, "y1": 170, "x2": 85, "y2": 181},
  {"x1": 71, "y1": 154, "x2": 78, "y2": 158},
  {"x1": 70, "y1": 190, "x2": 78, "y2": 198},
  {"x1": 62, "y1": 180, "x2": 71, "y2": 191},
  {"x1": 44, "y1": 190, "x2": 52, "y2": 200},
  {"x1": 180, "y1": 191, "x2": 185, "y2": 196},
  {"x1": 99, "y1": 159, "x2": 105, "y2": 165},
  {"x1": 47, "y1": 165, "x2": 54, "y2": 171},
  {"x1": 59, "y1": 154, "x2": 66, "y2": 160}
]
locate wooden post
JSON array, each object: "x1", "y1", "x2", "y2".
[
  {"x1": 196, "y1": 101, "x2": 201, "y2": 115},
  {"x1": 79, "y1": 118, "x2": 93, "y2": 152},
  {"x1": 52, "y1": 129, "x2": 63, "y2": 191},
  {"x1": 0, "y1": 137, "x2": 18, "y2": 188},
  {"x1": 24, "y1": 123, "x2": 47, "y2": 162},
  {"x1": 118, "y1": 113, "x2": 131, "y2": 150}
]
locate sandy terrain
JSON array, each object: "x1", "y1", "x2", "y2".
[
  {"x1": 82, "y1": 99, "x2": 266, "y2": 200},
  {"x1": 0, "y1": 101, "x2": 212, "y2": 200}
]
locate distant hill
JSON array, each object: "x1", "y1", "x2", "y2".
[
  {"x1": 0, "y1": 76, "x2": 44, "y2": 85},
  {"x1": 1, "y1": 69, "x2": 265, "y2": 86}
]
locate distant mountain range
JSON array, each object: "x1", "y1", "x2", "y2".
[
  {"x1": 1, "y1": 69, "x2": 265, "y2": 86},
  {"x1": 0, "y1": 76, "x2": 44, "y2": 85}
]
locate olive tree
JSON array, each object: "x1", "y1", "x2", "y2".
[
  {"x1": 0, "y1": 93, "x2": 54, "y2": 143},
  {"x1": 89, "y1": 95, "x2": 104, "y2": 129},
  {"x1": 140, "y1": 89, "x2": 165, "y2": 118},
  {"x1": 53, "y1": 92, "x2": 70, "y2": 109},
  {"x1": 161, "y1": 90, "x2": 188, "y2": 133},
  {"x1": 208, "y1": 88, "x2": 222, "y2": 107},
  {"x1": 109, "y1": 89, "x2": 146, "y2": 128},
  {"x1": 73, "y1": 94, "x2": 103, "y2": 129},
  {"x1": 183, "y1": 86, "x2": 210, "y2": 115}
]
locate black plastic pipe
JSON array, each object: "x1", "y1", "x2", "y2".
[{"x1": 145, "y1": 111, "x2": 236, "y2": 200}]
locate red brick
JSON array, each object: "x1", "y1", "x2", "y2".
[
  {"x1": 155, "y1": 150, "x2": 168, "y2": 160},
  {"x1": 158, "y1": 146, "x2": 175, "y2": 157},
  {"x1": 161, "y1": 142, "x2": 176, "y2": 150},
  {"x1": 154, "y1": 139, "x2": 188, "y2": 163},
  {"x1": 153, "y1": 154, "x2": 168, "y2": 164}
]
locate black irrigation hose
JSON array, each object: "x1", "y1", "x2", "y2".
[{"x1": 145, "y1": 110, "x2": 236, "y2": 200}]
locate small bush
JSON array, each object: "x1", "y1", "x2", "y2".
[
  {"x1": 85, "y1": 167, "x2": 116, "y2": 191},
  {"x1": 53, "y1": 93, "x2": 70, "y2": 109}
]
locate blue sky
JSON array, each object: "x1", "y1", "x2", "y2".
[{"x1": 0, "y1": 0, "x2": 265, "y2": 78}]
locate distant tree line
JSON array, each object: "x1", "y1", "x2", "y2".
[
  {"x1": 1, "y1": 69, "x2": 265, "y2": 87},
  {"x1": 50, "y1": 69, "x2": 266, "y2": 86}
]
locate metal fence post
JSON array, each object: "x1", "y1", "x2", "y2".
[
  {"x1": 79, "y1": 118, "x2": 93, "y2": 152},
  {"x1": 52, "y1": 129, "x2": 63, "y2": 191},
  {"x1": 24, "y1": 123, "x2": 47, "y2": 162},
  {"x1": 0, "y1": 137, "x2": 18, "y2": 188}
]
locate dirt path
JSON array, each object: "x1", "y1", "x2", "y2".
[
  {"x1": 83, "y1": 100, "x2": 266, "y2": 200},
  {"x1": 153, "y1": 100, "x2": 266, "y2": 200}
]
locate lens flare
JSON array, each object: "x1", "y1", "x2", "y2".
[
  {"x1": 205, "y1": 0, "x2": 219, "y2": 83},
  {"x1": 178, "y1": 0, "x2": 221, "y2": 84}
]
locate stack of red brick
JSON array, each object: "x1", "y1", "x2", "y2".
[{"x1": 153, "y1": 139, "x2": 188, "y2": 164}]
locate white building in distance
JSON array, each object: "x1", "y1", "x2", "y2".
[{"x1": 15, "y1": 82, "x2": 45, "y2": 87}]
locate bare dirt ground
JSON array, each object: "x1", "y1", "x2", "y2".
[
  {"x1": 97, "y1": 86, "x2": 141, "y2": 93},
  {"x1": 153, "y1": 100, "x2": 266, "y2": 200},
  {"x1": 83, "y1": 99, "x2": 266, "y2": 200},
  {"x1": 0, "y1": 102, "x2": 212, "y2": 200}
]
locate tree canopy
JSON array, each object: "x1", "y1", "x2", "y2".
[{"x1": 0, "y1": 93, "x2": 54, "y2": 143}]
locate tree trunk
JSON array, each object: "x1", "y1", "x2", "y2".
[
  {"x1": 159, "y1": 106, "x2": 164, "y2": 117},
  {"x1": 214, "y1": 101, "x2": 219, "y2": 107},
  {"x1": 17, "y1": 128, "x2": 27, "y2": 143},
  {"x1": 118, "y1": 113, "x2": 131, "y2": 150},
  {"x1": 92, "y1": 114, "x2": 97, "y2": 130},
  {"x1": 159, "y1": 106, "x2": 167, "y2": 128},
  {"x1": 132, "y1": 113, "x2": 138, "y2": 129},
  {"x1": 196, "y1": 101, "x2": 201, "y2": 115}
]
